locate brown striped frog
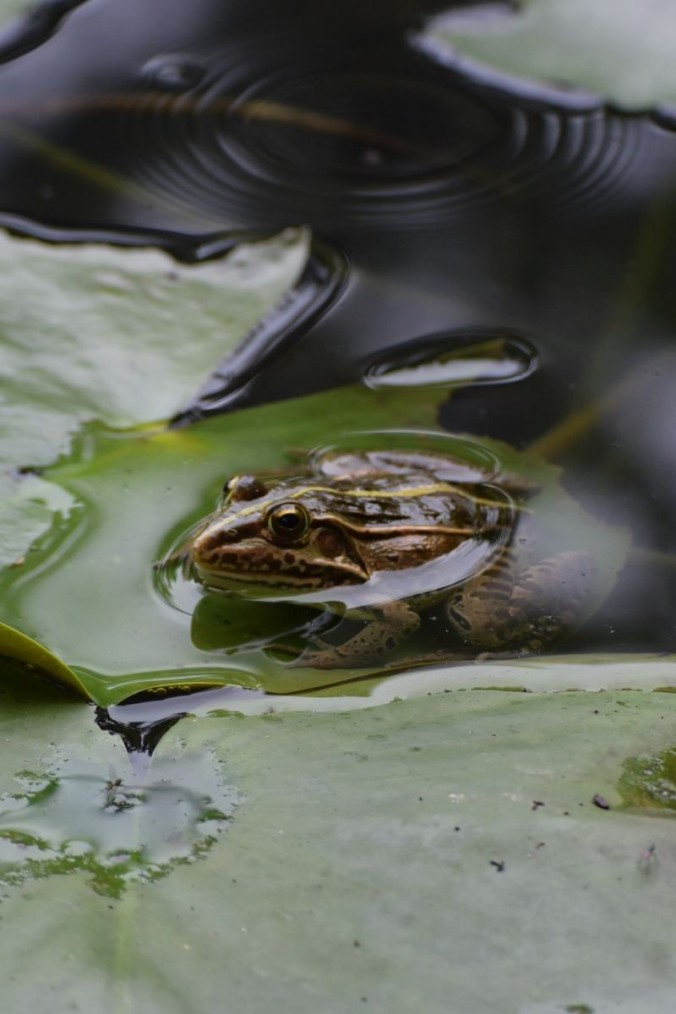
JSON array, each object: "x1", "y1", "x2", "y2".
[{"x1": 186, "y1": 448, "x2": 593, "y2": 668}]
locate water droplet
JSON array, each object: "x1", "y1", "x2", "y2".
[
  {"x1": 140, "y1": 54, "x2": 205, "y2": 93},
  {"x1": 363, "y1": 331, "x2": 537, "y2": 391}
]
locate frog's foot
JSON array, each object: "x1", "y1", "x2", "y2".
[
  {"x1": 447, "y1": 550, "x2": 595, "y2": 653},
  {"x1": 473, "y1": 648, "x2": 530, "y2": 663},
  {"x1": 262, "y1": 612, "x2": 341, "y2": 663},
  {"x1": 288, "y1": 601, "x2": 421, "y2": 669}
]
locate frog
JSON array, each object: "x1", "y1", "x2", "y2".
[{"x1": 185, "y1": 447, "x2": 594, "y2": 669}]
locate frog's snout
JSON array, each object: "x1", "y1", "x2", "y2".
[{"x1": 190, "y1": 525, "x2": 241, "y2": 567}]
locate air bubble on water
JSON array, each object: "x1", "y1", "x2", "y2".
[
  {"x1": 362, "y1": 147, "x2": 384, "y2": 166},
  {"x1": 140, "y1": 54, "x2": 206, "y2": 92}
]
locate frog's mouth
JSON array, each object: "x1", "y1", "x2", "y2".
[
  {"x1": 189, "y1": 540, "x2": 369, "y2": 595},
  {"x1": 191, "y1": 563, "x2": 365, "y2": 599}
]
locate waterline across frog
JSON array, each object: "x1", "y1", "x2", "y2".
[{"x1": 186, "y1": 447, "x2": 594, "y2": 669}]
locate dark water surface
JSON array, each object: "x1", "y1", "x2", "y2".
[{"x1": 1, "y1": 0, "x2": 676, "y2": 724}]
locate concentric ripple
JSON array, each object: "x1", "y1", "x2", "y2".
[{"x1": 110, "y1": 31, "x2": 654, "y2": 230}]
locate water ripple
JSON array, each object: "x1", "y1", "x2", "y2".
[{"x1": 103, "y1": 33, "x2": 655, "y2": 231}]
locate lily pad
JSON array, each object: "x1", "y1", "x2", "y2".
[
  {"x1": 1, "y1": 684, "x2": 676, "y2": 1010},
  {"x1": 0, "y1": 384, "x2": 440, "y2": 704},
  {"x1": 0, "y1": 377, "x2": 631, "y2": 705},
  {"x1": 0, "y1": 620, "x2": 87, "y2": 698},
  {"x1": 0, "y1": 0, "x2": 36, "y2": 20},
  {"x1": 420, "y1": 0, "x2": 676, "y2": 110},
  {"x1": 0, "y1": 226, "x2": 310, "y2": 565}
]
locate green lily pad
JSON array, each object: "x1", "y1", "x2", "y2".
[
  {"x1": 0, "y1": 0, "x2": 34, "y2": 20},
  {"x1": 1, "y1": 684, "x2": 676, "y2": 1010},
  {"x1": 0, "y1": 384, "x2": 441, "y2": 704},
  {"x1": 0, "y1": 376, "x2": 631, "y2": 705},
  {"x1": 421, "y1": 0, "x2": 676, "y2": 110},
  {"x1": 0, "y1": 226, "x2": 310, "y2": 566},
  {"x1": 620, "y1": 744, "x2": 676, "y2": 813},
  {"x1": 0, "y1": 620, "x2": 87, "y2": 699}
]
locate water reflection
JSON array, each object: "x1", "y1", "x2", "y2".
[
  {"x1": 0, "y1": 751, "x2": 237, "y2": 896},
  {"x1": 0, "y1": 25, "x2": 664, "y2": 231},
  {"x1": 121, "y1": 42, "x2": 510, "y2": 229},
  {"x1": 363, "y1": 329, "x2": 536, "y2": 389}
]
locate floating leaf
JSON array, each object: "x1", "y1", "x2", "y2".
[
  {"x1": 1, "y1": 383, "x2": 443, "y2": 705},
  {"x1": 0, "y1": 226, "x2": 310, "y2": 566},
  {"x1": 420, "y1": 0, "x2": 676, "y2": 110},
  {"x1": 0, "y1": 686, "x2": 675, "y2": 1010},
  {"x1": 0, "y1": 620, "x2": 88, "y2": 698},
  {"x1": 0, "y1": 379, "x2": 632, "y2": 705}
]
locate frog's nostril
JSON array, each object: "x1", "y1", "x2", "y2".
[{"x1": 195, "y1": 528, "x2": 238, "y2": 554}]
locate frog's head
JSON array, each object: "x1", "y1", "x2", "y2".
[{"x1": 188, "y1": 474, "x2": 371, "y2": 595}]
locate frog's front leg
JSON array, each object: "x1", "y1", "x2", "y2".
[
  {"x1": 446, "y1": 550, "x2": 594, "y2": 654},
  {"x1": 290, "y1": 600, "x2": 421, "y2": 669}
]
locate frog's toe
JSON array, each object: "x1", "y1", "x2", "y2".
[{"x1": 285, "y1": 649, "x2": 337, "y2": 669}]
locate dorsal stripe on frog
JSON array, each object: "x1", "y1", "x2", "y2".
[{"x1": 215, "y1": 480, "x2": 516, "y2": 529}]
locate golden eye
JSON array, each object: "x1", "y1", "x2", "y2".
[{"x1": 267, "y1": 502, "x2": 310, "y2": 541}]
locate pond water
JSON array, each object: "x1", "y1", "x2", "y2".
[{"x1": 1, "y1": 0, "x2": 675, "y2": 734}]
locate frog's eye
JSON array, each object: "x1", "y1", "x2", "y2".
[{"x1": 266, "y1": 502, "x2": 310, "y2": 541}]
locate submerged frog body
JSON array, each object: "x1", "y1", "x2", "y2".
[{"x1": 187, "y1": 449, "x2": 593, "y2": 668}]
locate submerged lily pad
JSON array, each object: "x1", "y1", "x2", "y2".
[
  {"x1": 619, "y1": 746, "x2": 676, "y2": 813},
  {"x1": 420, "y1": 0, "x2": 676, "y2": 110},
  {"x1": 0, "y1": 749, "x2": 237, "y2": 898}
]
